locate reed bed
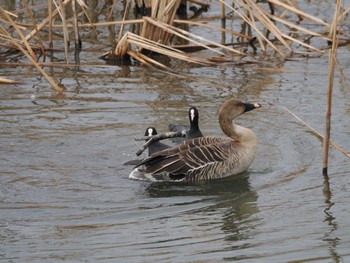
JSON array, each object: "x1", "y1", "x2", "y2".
[{"x1": 1, "y1": 0, "x2": 349, "y2": 91}]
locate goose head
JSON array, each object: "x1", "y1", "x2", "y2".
[
  {"x1": 218, "y1": 98, "x2": 261, "y2": 140},
  {"x1": 187, "y1": 106, "x2": 203, "y2": 138},
  {"x1": 144, "y1": 127, "x2": 158, "y2": 137},
  {"x1": 188, "y1": 106, "x2": 199, "y2": 124}
]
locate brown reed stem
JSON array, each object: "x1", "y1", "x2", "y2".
[
  {"x1": 48, "y1": 0, "x2": 53, "y2": 48},
  {"x1": 117, "y1": 0, "x2": 129, "y2": 42},
  {"x1": 221, "y1": 2, "x2": 225, "y2": 21},
  {"x1": 25, "y1": 0, "x2": 72, "y2": 42},
  {"x1": 58, "y1": 0, "x2": 69, "y2": 63},
  {"x1": 72, "y1": 0, "x2": 81, "y2": 50},
  {"x1": 322, "y1": 0, "x2": 341, "y2": 176},
  {"x1": 23, "y1": 0, "x2": 45, "y2": 52}
]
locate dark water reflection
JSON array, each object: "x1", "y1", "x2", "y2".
[{"x1": 145, "y1": 174, "x2": 259, "y2": 241}]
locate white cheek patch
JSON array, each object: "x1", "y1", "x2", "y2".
[
  {"x1": 148, "y1": 128, "x2": 153, "y2": 136},
  {"x1": 190, "y1": 109, "x2": 196, "y2": 121}
]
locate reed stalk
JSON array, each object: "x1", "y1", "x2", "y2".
[
  {"x1": 144, "y1": 17, "x2": 234, "y2": 55},
  {"x1": 0, "y1": 77, "x2": 21, "y2": 84},
  {"x1": 174, "y1": 19, "x2": 251, "y2": 40},
  {"x1": 72, "y1": 0, "x2": 81, "y2": 50},
  {"x1": 283, "y1": 107, "x2": 350, "y2": 159},
  {"x1": 221, "y1": 2, "x2": 225, "y2": 21},
  {"x1": 0, "y1": 7, "x2": 37, "y2": 61},
  {"x1": 322, "y1": 0, "x2": 342, "y2": 176},
  {"x1": 127, "y1": 50, "x2": 153, "y2": 67},
  {"x1": 25, "y1": 0, "x2": 72, "y2": 42},
  {"x1": 23, "y1": 0, "x2": 45, "y2": 52},
  {"x1": 0, "y1": 6, "x2": 63, "y2": 93},
  {"x1": 268, "y1": 0, "x2": 330, "y2": 26},
  {"x1": 57, "y1": 0, "x2": 69, "y2": 63},
  {"x1": 220, "y1": 0, "x2": 285, "y2": 56},
  {"x1": 125, "y1": 32, "x2": 215, "y2": 66},
  {"x1": 117, "y1": 0, "x2": 129, "y2": 42},
  {"x1": 48, "y1": 0, "x2": 53, "y2": 48}
]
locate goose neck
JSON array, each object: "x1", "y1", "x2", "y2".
[
  {"x1": 219, "y1": 117, "x2": 239, "y2": 140},
  {"x1": 190, "y1": 120, "x2": 200, "y2": 132}
]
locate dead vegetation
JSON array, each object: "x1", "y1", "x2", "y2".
[{"x1": 0, "y1": 0, "x2": 349, "y2": 90}]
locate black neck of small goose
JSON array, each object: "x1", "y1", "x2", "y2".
[
  {"x1": 189, "y1": 108, "x2": 199, "y2": 131},
  {"x1": 190, "y1": 117, "x2": 200, "y2": 131}
]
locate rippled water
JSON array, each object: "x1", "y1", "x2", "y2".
[{"x1": 1, "y1": 1, "x2": 350, "y2": 262}]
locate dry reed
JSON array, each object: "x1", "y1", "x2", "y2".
[
  {"x1": 0, "y1": 0, "x2": 349, "y2": 92},
  {"x1": 322, "y1": 0, "x2": 342, "y2": 176},
  {"x1": 283, "y1": 107, "x2": 350, "y2": 159},
  {"x1": 0, "y1": 77, "x2": 21, "y2": 84},
  {"x1": 0, "y1": 5, "x2": 63, "y2": 93}
]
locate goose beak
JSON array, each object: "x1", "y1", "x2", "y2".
[
  {"x1": 254, "y1": 103, "x2": 262, "y2": 108},
  {"x1": 244, "y1": 102, "x2": 261, "y2": 112}
]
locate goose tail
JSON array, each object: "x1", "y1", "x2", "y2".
[{"x1": 129, "y1": 167, "x2": 185, "y2": 182}]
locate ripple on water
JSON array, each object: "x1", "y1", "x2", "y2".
[{"x1": 1, "y1": 8, "x2": 350, "y2": 261}]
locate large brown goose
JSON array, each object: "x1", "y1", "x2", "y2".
[{"x1": 129, "y1": 98, "x2": 261, "y2": 182}]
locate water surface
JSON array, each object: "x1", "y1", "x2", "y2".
[{"x1": 1, "y1": 1, "x2": 350, "y2": 262}]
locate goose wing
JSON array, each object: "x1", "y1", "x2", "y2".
[
  {"x1": 138, "y1": 137, "x2": 234, "y2": 177},
  {"x1": 136, "y1": 136, "x2": 225, "y2": 168}
]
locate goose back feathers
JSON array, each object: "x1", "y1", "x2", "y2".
[{"x1": 129, "y1": 99, "x2": 261, "y2": 181}]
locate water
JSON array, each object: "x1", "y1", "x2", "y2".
[{"x1": 1, "y1": 1, "x2": 350, "y2": 262}]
